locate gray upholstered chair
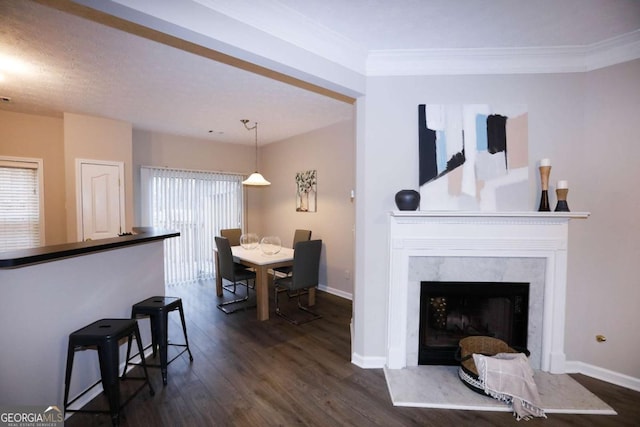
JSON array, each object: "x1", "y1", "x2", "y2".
[
  {"x1": 272, "y1": 229, "x2": 311, "y2": 278},
  {"x1": 220, "y1": 228, "x2": 242, "y2": 246},
  {"x1": 220, "y1": 227, "x2": 250, "y2": 280},
  {"x1": 273, "y1": 239, "x2": 322, "y2": 324},
  {"x1": 215, "y1": 236, "x2": 256, "y2": 314}
]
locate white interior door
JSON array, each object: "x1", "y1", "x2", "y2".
[{"x1": 77, "y1": 160, "x2": 124, "y2": 241}]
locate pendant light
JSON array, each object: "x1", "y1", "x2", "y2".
[{"x1": 241, "y1": 119, "x2": 271, "y2": 186}]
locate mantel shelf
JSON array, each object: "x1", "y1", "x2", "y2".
[{"x1": 391, "y1": 211, "x2": 590, "y2": 220}]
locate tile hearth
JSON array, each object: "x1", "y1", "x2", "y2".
[{"x1": 384, "y1": 366, "x2": 616, "y2": 415}]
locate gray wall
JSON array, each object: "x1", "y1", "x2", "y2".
[
  {"x1": 354, "y1": 59, "x2": 640, "y2": 382},
  {"x1": 259, "y1": 119, "x2": 356, "y2": 298}
]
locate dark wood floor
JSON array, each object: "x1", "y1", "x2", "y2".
[{"x1": 66, "y1": 279, "x2": 640, "y2": 426}]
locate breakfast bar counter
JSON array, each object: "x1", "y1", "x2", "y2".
[
  {"x1": 0, "y1": 228, "x2": 178, "y2": 408},
  {"x1": 0, "y1": 227, "x2": 178, "y2": 268}
]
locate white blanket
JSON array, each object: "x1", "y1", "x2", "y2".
[{"x1": 473, "y1": 352, "x2": 546, "y2": 421}]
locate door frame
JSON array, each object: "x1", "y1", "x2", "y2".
[{"x1": 75, "y1": 158, "x2": 126, "y2": 241}]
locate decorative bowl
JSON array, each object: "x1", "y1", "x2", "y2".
[
  {"x1": 240, "y1": 233, "x2": 259, "y2": 249},
  {"x1": 260, "y1": 236, "x2": 282, "y2": 255}
]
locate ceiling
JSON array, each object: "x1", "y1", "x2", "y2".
[{"x1": 1, "y1": 0, "x2": 639, "y2": 145}]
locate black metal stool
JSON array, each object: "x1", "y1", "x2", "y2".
[
  {"x1": 125, "y1": 296, "x2": 194, "y2": 385},
  {"x1": 64, "y1": 318, "x2": 154, "y2": 426}
]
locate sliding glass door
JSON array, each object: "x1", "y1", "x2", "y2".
[{"x1": 141, "y1": 166, "x2": 244, "y2": 285}]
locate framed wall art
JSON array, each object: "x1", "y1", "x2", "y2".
[
  {"x1": 295, "y1": 169, "x2": 317, "y2": 212},
  {"x1": 418, "y1": 104, "x2": 529, "y2": 211}
]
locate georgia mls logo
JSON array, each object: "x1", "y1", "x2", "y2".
[
  {"x1": 0, "y1": 405, "x2": 63, "y2": 426},
  {"x1": 44, "y1": 405, "x2": 62, "y2": 417}
]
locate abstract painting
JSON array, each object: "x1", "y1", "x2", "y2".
[
  {"x1": 418, "y1": 104, "x2": 529, "y2": 211},
  {"x1": 296, "y1": 169, "x2": 317, "y2": 212}
]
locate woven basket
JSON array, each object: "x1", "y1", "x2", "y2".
[
  {"x1": 457, "y1": 336, "x2": 518, "y2": 377},
  {"x1": 456, "y1": 336, "x2": 527, "y2": 394}
]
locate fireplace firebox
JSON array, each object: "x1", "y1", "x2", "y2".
[{"x1": 419, "y1": 281, "x2": 529, "y2": 365}]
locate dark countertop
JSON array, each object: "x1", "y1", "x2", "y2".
[{"x1": 0, "y1": 227, "x2": 179, "y2": 268}]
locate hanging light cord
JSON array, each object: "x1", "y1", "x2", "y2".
[
  {"x1": 241, "y1": 119, "x2": 258, "y2": 171},
  {"x1": 240, "y1": 119, "x2": 270, "y2": 186}
]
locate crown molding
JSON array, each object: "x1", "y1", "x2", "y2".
[
  {"x1": 367, "y1": 30, "x2": 640, "y2": 76},
  {"x1": 584, "y1": 30, "x2": 640, "y2": 71},
  {"x1": 157, "y1": 2, "x2": 640, "y2": 77}
]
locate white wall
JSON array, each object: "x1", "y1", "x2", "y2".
[
  {"x1": 0, "y1": 242, "x2": 165, "y2": 406},
  {"x1": 354, "y1": 59, "x2": 640, "y2": 383}
]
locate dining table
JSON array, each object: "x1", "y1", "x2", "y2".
[{"x1": 215, "y1": 245, "x2": 315, "y2": 320}]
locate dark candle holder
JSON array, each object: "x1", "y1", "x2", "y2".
[
  {"x1": 538, "y1": 166, "x2": 551, "y2": 212},
  {"x1": 555, "y1": 188, "x2": 570, "y2": 212},
  {"x1": 539, "y1": 190, "x2": 550, "y2": 211}
]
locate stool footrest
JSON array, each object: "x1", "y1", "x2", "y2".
[
  {"x1": 65, "y1": 375, "x2": 152, "y2": 414},
  {"x1": 63, "y1": 318, "x2": 155, "y2": 425},
  {"x1": 64, "y1": 378, "x2": 103, "y2": 410},
  {"x1": 126, "y1": 296, "x2": 193, "y2": 387},
  {"x1": 126, "y1": 343, "x2": 191, "y2": 369}
]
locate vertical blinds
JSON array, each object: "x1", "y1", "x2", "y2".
[
  {"x1": 141, "y1": 166, "x2": 244, "y2": 285},
  {"x1": 0, "y1": 160, "x2": 42, "y2": 251}
]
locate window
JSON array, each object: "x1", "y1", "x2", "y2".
[
  {"x1": 141, "y1": 166, "x2": 244, "y2": 285},
  {"x1": 0, "y1": 157, "x2": 44, "y2": 251}
]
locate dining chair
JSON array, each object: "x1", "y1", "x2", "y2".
[
  {"x1": 220, "y1": 227, "x2": 252, "y2": 284},
  {"x1": 272, "y1": 229, "x2": 311, "y2": 279},
  {"x1": 215, "y1": 236, "x2": 256, "y2": 314},
  {"x1": 220, "y1": 228, "x2": 242, "y2": 246},
  {"x1": 273, "y1": 239, "x2": 322, "y2": 324}
]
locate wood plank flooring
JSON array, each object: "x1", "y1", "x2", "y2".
[{"x1": 65, "y1": 280, "x2": 640, "y2": 426}]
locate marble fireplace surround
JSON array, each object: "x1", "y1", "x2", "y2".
[{"x1": 387, "y1": 211, "x2": 588, "y2": 374}]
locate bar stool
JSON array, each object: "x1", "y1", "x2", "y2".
[
  {"x1": 64, "y1": 318, "x2": 154, "y2": 426},
  {"x1": 125, "y1": 296, "x2": 194, "y2": 385}
]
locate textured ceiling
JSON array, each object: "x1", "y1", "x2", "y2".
[
  {"x1": 0, "y1": 0, "x2": 354, "y2": 144},
  {"x1": 1, "y1": 0, "x2": 638, "y2": 145}
]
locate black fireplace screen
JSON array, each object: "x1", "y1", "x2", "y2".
[{"x1": 419, "y1": 281, "x2": 529, "y2": 365}]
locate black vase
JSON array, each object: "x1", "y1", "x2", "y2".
[{"x1": 395, "y1": 189, "x2": 420, "y2": 211}]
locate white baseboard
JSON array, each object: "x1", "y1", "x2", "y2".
[
  {"x1": 565, "y1": 360, "x2": 640, "y2": 392},
  {"x1": 351, "y1": 352, "x2": 386, "y2": 369},
  {"x1": 318, "y1": 284, "x2": 352, "y2": 300}
]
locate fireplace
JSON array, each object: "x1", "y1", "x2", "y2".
[
  {"x1": 386, "y1": 211, "x2": 588, "y2": 374},
  {"x1": 418, "y1": 281, "x2": 529, "y2": 365}
]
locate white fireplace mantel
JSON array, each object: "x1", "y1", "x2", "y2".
[{"x1": 386, "y1": 211, "x2": 589, "y2": 374}]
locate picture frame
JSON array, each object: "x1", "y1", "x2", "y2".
[{"x1": 295, "y1": 170, "x2": 317, "y2": 212}]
